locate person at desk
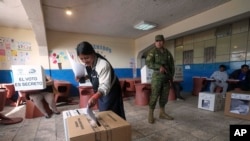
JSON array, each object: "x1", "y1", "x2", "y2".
[
  {"x1": 209, "y1": 65, "x2": 228, "y2": 97},
  {"x1": 146, "y1": 34, "x2": 175, "y2": 124},
  {"x1": 228, "y1": 64, "x2": 250, "y2": 91},
  {"x1": 76, "y1": 41, "x2": 126, "y2": 120},
  {"x1": 27, "y1": 75, "x2": 60, "y2": 118}
]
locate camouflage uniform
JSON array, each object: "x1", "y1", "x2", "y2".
[{"x1": 146, "y1": 47, "x2": 175, "y2": 109}]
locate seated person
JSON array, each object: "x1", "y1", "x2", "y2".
[
  {"x1": 27, "y1": 75, "x2": 60, "y2": 118},
  {"x1": 209, "y1": 65, "x2": 228, "y2": 96},
  {"x1": 228, "y1": 64, "x2": 250, "y2": 91}
]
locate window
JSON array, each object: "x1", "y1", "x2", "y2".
[
  {"x1": 183, "y1": 50, "x2": 193, "y2": 64},
  {"x1": 204, "y1": 46, "x2": 215, "y2": 63}
]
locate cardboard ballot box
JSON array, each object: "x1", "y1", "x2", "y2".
[
  {"x1": 63, "y1": 109, "x2": 131, "y2": 141},
  {"x1": 141, "y1": 65, "x2": 183, "y2": 83},
  {"x1": 140, "y1": 65, "x2": 153, "y2": 84},
  {"x1": 198, "y1": 92, "x2": 224, "y2": 112},
  {"x1": 12, "y1": 65, "x2": 46, "y2": 91},
  {"x1": 224, "y1": 91, "x2": 250, "y2": 120}
]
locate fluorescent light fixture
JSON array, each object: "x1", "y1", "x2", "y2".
[{"x1": 134, "y1": 21, "x2": 157, "y2": 30}]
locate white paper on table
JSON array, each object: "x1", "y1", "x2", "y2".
[{"x1": 66, "y1": 50, "x2": 86, "y2": 78}]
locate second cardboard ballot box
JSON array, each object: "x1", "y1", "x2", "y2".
[
  {"x1": 198, "y1": 92, "x2": 224, "y2": 111},
  {"x1": 63, "y1": 109, "x2": 131, "y2": 141},
  {"x1": 224, "y1": 91, "x2": 250, "y2": 120}
]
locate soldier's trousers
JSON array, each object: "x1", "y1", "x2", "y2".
[{"x1": 149, "y1": 73, "x2": 170, "y2": 109}]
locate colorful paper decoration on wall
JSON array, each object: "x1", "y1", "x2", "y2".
[{"x1": 0, "y1": 37, "x2": 31, "y2": 65}]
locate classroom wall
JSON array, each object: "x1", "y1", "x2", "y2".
[
  {"x1": 1, "y1": 0, "x2": 250, "y2": 97},
  {"x1": 134, "y1": 0, "x2": 250, "y2": 63},
  {"x1": 47, "y1": 30, "x2": 135, "y2": 69},
  {"x1": 0, "y1": 26, "x2": 50, "y2": 70},
  {"x1": 0, "y1": 28, "x2": 136, "y2": 96},
  {"x1": 134, "y1": 0, "x2": 250, "y2": 94}
]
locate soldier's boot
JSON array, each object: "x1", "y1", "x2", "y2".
[
  {"x1": 148, "y1": 108, "x2": 155, "y2": 124},
  {"x1": 159, "y1": 107, "x2": 174, "y2": 120}
]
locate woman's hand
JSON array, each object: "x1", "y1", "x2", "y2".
[
  {"x1": 87, "y1": 93, "x2": 102, "y2": 108},
  {"x1": 88, "y1": 97, "x2": 97, "y2": 108}
]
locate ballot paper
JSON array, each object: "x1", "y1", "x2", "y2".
[
  {"x1": 66, "y1": 50, "x2": 86, "y2": 78},
  {"x1": 86, "y1": 105, "x2": 97, "y2": 124}
]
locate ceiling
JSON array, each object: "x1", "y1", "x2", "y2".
[{"x1": 0, "y1": 0, "x2": 233, "y2": 47}]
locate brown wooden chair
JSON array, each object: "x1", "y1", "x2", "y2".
[
  {"x1": 2, "y1": 83, "x2": 16, "y2": 106},
  {"x1": 0, "y1": 89, "x2": 23, "y2": 124},
  {"x1": 124, "y1": 78, "x2": 141, "y2": 97},
  {"x1": 53, "y1": 80, "x2": 71, "y2": 103}
]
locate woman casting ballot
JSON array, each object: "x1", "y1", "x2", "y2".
[{"x1": 75, "y1": 41, "x2": 126, "y2": 120}]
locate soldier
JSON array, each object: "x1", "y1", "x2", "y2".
[{"x1": 146, "y1": 34, "x2": 175, "y2": 123}]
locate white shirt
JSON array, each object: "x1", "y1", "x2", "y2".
[
  {"x1": 210, "y1": 71, "x2": 228, "y2": 83},
  {"x1": 94, "y1": 57, "x2": 113, "y2": 96}
]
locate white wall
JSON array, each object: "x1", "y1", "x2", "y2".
[
  {"x1": 0, "y1": 26, "x2": 50, "y2": 70},
  {"x1": 47, "y1": 30, "x2": 134, "y2": 69}
]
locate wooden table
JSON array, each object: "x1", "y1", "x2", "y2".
[
  {"x1": 0, "y1": 89, "x2": 23, "y2": 125},
  {"x1": 1, "y1": 83, "x2": 16, "y2": 106},
  {"x1": 78, "y1": 86, "x2": 98, "y2": 109}
]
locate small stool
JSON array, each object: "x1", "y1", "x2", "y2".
[{"x1": 25, "y1": 99, "x2": 53, "y2": 119}]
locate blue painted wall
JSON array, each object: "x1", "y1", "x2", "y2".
[
  {"x1": 1, "y1": 61, "x2": 249, "y2": 97},
  {"x1": 0, "y1": 68, "x2": 137, "y2": 97}
]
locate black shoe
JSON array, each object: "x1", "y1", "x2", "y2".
[
  {"x1": 45, "y1": 115, "x2": 51, "y2": 119},
  {"x1": 54, "y1": 111, "x2": 60, "y2": 115},
  {"x1": 177, "y1": 96, "x2": 185, "y2": 101}
]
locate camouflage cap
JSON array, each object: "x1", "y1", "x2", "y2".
[{"x1": 155, "y1": 35, "x2": 165, "y2": 41}]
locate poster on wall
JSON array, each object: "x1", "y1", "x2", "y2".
[
  {"x1": 49, "y1": 44, "x2": 112, "y2": 70},
  {"x1": 0, "y1": 37, "x2": 32, "y2": 66},
  {"x1": 0, "y1": 49, "x2": 6, "y2": 62},
  {"x1": 92, "y1": 44, "x2": 112, "y2": 58}
]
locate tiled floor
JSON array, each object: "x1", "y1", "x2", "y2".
[{"x1": 1, "y1": 93, "x2": 250, "y2": 141}]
